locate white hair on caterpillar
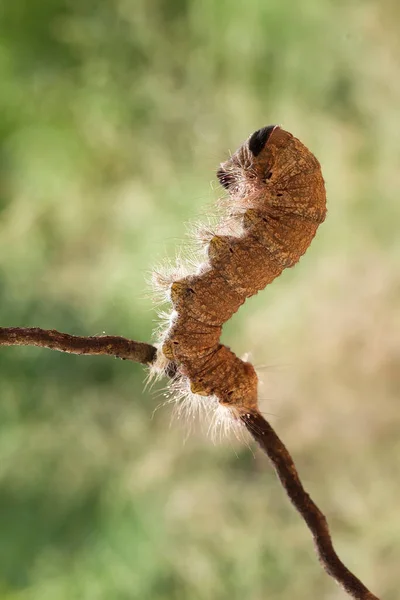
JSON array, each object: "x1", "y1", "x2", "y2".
[{"x1": 160, "y1": 375, "x2": 245, "y2": 442}]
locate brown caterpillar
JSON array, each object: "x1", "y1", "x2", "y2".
[{"x1": 151, "y1": 125, "x2": 326, "y2": 428}]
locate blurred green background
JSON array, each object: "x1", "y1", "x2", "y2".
[{"x1": 0, "y1": 1, "x2": 399, "y2": 598}]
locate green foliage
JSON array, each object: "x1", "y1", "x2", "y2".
[{"x1": 0, "y1": 0, "x2": 399, "y2": 598}]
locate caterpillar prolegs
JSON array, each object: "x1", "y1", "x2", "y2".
[{"x1": 152, "y1": 125, "x2": 326, "y2": 426}]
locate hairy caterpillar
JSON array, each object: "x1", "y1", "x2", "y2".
[{"x1": 152, "y1": 125, "x2": 326, "y2": 427}]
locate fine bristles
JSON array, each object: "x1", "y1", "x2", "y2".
[
  {"x1": 149, "y1": 184, "x2": 251, "y2": 307},
  {"x1": 217, "y1": 213, "x2": 244, "y2": 237},
  {"x1": 159, "y1": 376, "x2": 245, "y2": 442},
  {"x1": 187, "y1": 217, "x2": 219, "y2": 249},
  {"x1": 145, "y1": 344, "x2": 172, "y2": 389},
  {"x1": 207, "y1": 403, "x2": 246, "y2": 444},
  {"x1": 152, "y1": 309, "x2": 178, "y2": 345},
  {"x1": 150, "y1": 253, "x2": 193, "y2": 306},
  {"x1": 169, "y1": 376, "x2": 217, "y2": 421},
  {"x1": 148, "y1": 177, "x2": 263, "y2": 442}
]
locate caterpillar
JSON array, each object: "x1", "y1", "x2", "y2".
[{"x1": 151, "y1": 125, "x2": 326, "y2": 428}]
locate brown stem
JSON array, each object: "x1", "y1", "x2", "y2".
[
  {"x1": 0, "y1": 326, "x2": 380, "y2": 598},
  {"x1": 242, "y1": 411, "x2": 379, "y2": 600},
  {"x1": 0, "y1": 327, "x2": 157, "y2": 365}
]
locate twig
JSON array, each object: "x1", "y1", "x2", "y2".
[
  {"x1": 0, "y1": 327, "x2": 156, "y2": 365},
  {"x1": 0, "y1": 326, "x2": 380, "y2": 599},
  {"x1": 242, "y1": 411, "x2": 379, "y2": 600}
]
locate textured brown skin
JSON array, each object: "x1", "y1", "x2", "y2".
[{"x1": 162, "y1": 126, "x2": 326, "y2": 414}]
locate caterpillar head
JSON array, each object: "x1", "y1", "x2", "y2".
[
  {"x1": 217, "y1": 125, "x2": 277, "y2": 198},
  {"x1": 217, "y1": 124, "x2": 326, "y2": 223}
]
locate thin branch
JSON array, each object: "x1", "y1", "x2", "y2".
[
  {"x1": 0, "y1": 327, "x2": 156, "y2": 365},
  {"x1": 242, "y1": 411, "x2": 379, "y2": 600},
  {"x1": 0, "y1": 326, "x2": 380, "y2": 598}
]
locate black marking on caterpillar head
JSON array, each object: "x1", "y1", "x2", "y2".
[
  {"x1": 248, "y1": 125, "x2": 276, "y2": 157},
  {"x1": 217, "y1": 168, "x2": 235, "y2": 190}
]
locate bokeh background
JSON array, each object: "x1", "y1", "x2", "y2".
[{"x1": 1, "y1": 1, "x2": 399, "y2": 598}]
